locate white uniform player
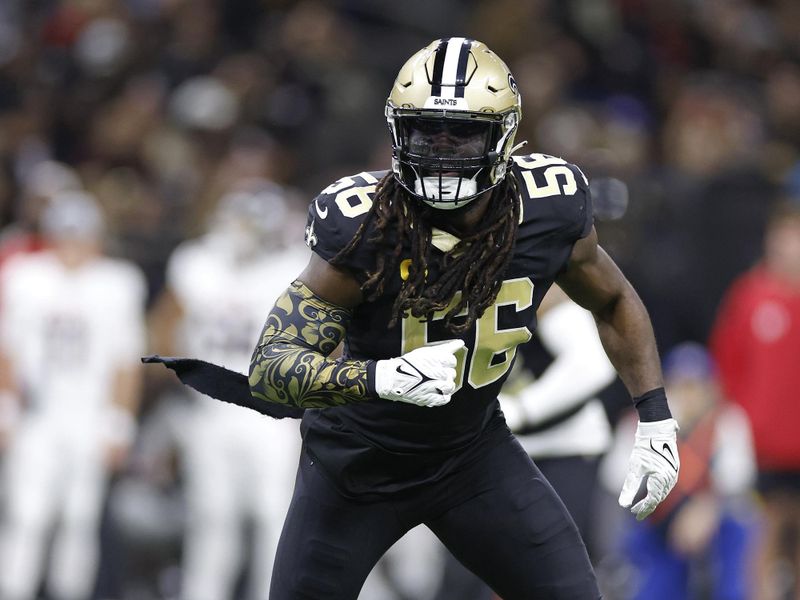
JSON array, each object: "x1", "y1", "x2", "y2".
[
  {"x1": 0, "y1": 192, "x2": 146, "y2": 600},
  {"x1": 156, "y1": 181, "x2": 306, "y2": 600}
]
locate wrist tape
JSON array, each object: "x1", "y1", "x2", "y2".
[{"x1": 633, "y1": 387, "x2": 672, "y2": 422}]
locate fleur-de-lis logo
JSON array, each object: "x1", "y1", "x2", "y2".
[{"x1": 304, "y1": 220, "x2": 317, "y2": 248}]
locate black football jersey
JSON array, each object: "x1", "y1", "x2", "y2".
[{"x1": 301, "y1": 154, "x2": 592, "y2": 494}]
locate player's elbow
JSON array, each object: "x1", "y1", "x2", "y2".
[
  {"x1": 249, "y1": 342, "x2": 271, "y2": 400},
  {"x1": 248, "y1": 341, "x2": 299, "y2": 406}
]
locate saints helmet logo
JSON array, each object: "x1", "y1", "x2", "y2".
[{"x1": 304, "y1": 220, "x2": 317, "y2": 248}]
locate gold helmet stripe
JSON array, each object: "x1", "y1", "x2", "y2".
[{"x1": 430, "y1": 37, "x2": 472, "y2": 98}]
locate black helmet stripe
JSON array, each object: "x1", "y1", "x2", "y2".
[
  {"x1": 430, "y1": 37, "x2": 473, "y2": 98},
  {"x1": 430, "y1": 38, "x2": 450, "y2": 97},
  {"x1": 454, "y1": 38, "x2": 471, "y2": 97}
]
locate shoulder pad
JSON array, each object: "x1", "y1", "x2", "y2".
[
  {"x1": 512, "y1": 153, "x2": 589, "y2": 192},
  {"x1": 305, "y1": 171, "x2": 386, "y2": 266},
  {"x1": 511, "y1": 153, "x2": 593, "y2": 241}
]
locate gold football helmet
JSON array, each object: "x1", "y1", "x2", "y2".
[{"x1": 386, "y1": 38, "x2": 522, "y2": 209}]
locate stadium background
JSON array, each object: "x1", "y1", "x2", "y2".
[{"x1": 0, "y1": 0, "x2": 798, "y2": 598}]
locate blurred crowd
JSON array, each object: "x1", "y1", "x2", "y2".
[{"x1": 0, "y1": 0, "x2": 798, "y2": 599}]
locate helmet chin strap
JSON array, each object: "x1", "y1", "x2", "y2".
[{"x1": 414, "y1": 174, "x2": 479, "y2": 210}]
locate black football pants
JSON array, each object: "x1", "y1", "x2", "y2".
[{"x1": 269, "y1": 427, "x2": 600, "y2": 599}]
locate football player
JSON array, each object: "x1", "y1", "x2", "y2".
[
  {"x1": 154, "y1": 38, "x2": 681, "y2": 599},
  {"x1": 149, "y1": 180, "x2": 306, "y2": 600},
  {"x1": 0, "y1": 191, "x2": 146, "y2": 600},
  {"x1": 252, "y1": 38, "x2": 681, "y2": 599}
]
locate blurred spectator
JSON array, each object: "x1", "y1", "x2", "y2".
[
  {"x1": 710, "y1": 201, "x2": 800, "y2": 600},
  {"x1": 148, "y1": 180, "x2": 306, "y2": 600},
  {"x1": 0, "y1": 160, "x2": 81, "y2": 266},
  {"x1": 620, "y1": 77, "x2": 779, "y2": 351},
  {"x1": 601, "y1": 342, "x2": 756, "y2": 600},
  {"x1": 0, "y1": 191, "x2": 146, "y2": 600}
]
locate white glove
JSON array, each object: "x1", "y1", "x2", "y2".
[
  {"x1": 619, "y1": 418, "x2": 680, "y2": 520},
  {"x1": 374, "y1": 340, "x2": 463, "y2": 407}
]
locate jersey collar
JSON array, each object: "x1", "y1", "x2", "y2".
[{"x1": 431, "y1": 227, "x2": 461, "y2": 253}]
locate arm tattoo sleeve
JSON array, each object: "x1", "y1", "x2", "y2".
[{"x1": 248, "y1": 280, "x2": 376, "y2": 409}]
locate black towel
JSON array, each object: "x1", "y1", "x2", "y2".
[{"x1": 142, "y1": 355, "x2": 305, "y2": 419}]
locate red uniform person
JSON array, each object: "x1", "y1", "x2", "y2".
[{"x1": 710, "y1": 202, "x2": 800, "y2": 600}]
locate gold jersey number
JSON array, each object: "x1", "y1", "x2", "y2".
[{"x1": 401, "y1": 277, "x2": 534, "y2": 392}]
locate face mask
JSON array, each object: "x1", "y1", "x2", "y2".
[{"x1": 414, "y1": 176, "x2": 478, "y2": 210}]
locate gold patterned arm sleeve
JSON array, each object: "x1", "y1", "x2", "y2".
[{"x1": 248, "y1": 280, "x2": 376, "y2": 409}]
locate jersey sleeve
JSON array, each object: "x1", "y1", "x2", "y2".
[
  {"x1": 513, "y1": 153, "x2": 593, "y2": 243},
  {"x1": 571, "y1": 164, "x2": 594, "y2": 239},
  {"x1": 304, "y1": 171, "x2": 384, "y2": 276},
  {"x1": 511, "y1": 154, "x2": 594, "y2": 279}
]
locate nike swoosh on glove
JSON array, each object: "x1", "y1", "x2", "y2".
[
  {"x1": 374, "y1": 340, "x2": 463, "y2": 407},
  {"x1": 619, "y1": 418, "x2": 680, "y2": 520}
]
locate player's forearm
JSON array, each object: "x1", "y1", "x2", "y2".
[
  {"x1": 248, "y1": 281, "x2": 376, "y2": 409},
  {"x1": 592, "y1": 284, "x2": 663, "y2": 398}
]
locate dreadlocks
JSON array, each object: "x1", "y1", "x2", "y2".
[{"x1": 331, "y1": 172, "x2": 521, "y2": 334}]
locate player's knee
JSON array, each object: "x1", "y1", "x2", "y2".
[
  {"x1": 506, "y1": 477, "x2": 578, "y2": 545},
  {"x1": 273, "y1": 538, "x2": 359, "y2": 600}
]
